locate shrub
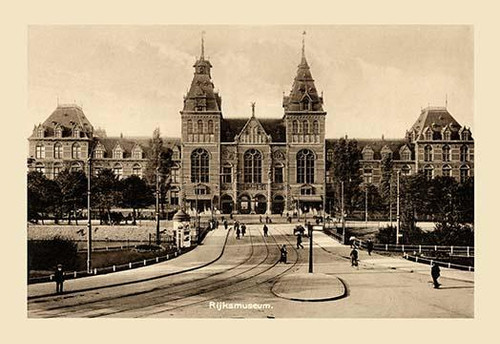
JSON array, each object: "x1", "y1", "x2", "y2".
[{"x1": 28, "y1": 236, "x2": 78, "y2": 271}]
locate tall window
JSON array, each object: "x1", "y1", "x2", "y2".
[
  {"x1": 443, "y1": 130, "x2": 451, "y2": 141},
  {"x1": 302, "y1": 120, "x2": 309, "y2": 134},
  {"x1": 424, "y1": 145, "x2": 433, "y2": 162},
  {"x1": 132, "y1": 163, "x2": 142, "y2": 177},
  {"x1": 187, "y1": 120, "x2": 193, "y2": 134},
  {"x1": 274, "y1": 164, "x2": 284, "y2": 183},
  {"x1": 425, "y1": 129, "x2": 432, "y2": 141},
  {"x1": 327, "y1": 149, "x2": 334, "y2": 162},
  {"x1": 170, "y1": 167, "x2": 179, "y2": 183},
  {"x1": 94, "y1": 148, "x2": 104, "y2": 159},
  {"x1": 55, "y1": 126, "x2": 62, "y2": 138},
  {"x1": 363, "y1": 166, "x2": 373, "y2": 184},
  {"x1": 461, "y1": 130, "x2": 470, "y2": 141},
  {"x1": 132, "y1": 148, "x2": 142, "y2": 159},
  {"x1": 244, "y1": 149, "x2": 262, "y2": 183},
  {"x1": 221, "y1": 165, "x2": 232, "y2": 184},
  {"x1": 442, "y1": 145, "x2": 451, "y2": 162},
  {"x1": 113, "y1": 147, "x2": 123, "y2": 159},
  {"x1": 72, "y1": 143, "x2": 81, "y2": 159},
  {"x1": 197, "y1": 120, "x2": 203, "y2": 133},
  {"x1": 53, "y1": 143, "x2": 62, "y2": 159},
  {"x1": 73, "y1": 127, "x2": 80, "y2": 138},
  {"x1": 208, "y1": 120, "x2": 214, "y2": 134},
  {"x1": 113, "y1": 164, "x2": 123, "y2": 179},
  {"x1": 170, "y1": 190, "x2": 179, "y2": 206},
  {"x1": 53, "y1": 164, "x2": 62, "y2": 178},
  {"x1": 442, "y1": 164, "x2": 452, "y2": 177},
  {"x1": 292, "y1": 120, "x2": 298, "y2": 134},
  {"x1": 297, "y1": 149, "x2": 315, "y2": 183},
  {"x1": 313, "y1": 120, "x2": 319, "y2": 134},
  {"x1": 35, "y1": 143, "x2": 45, "y2": 159},
  {"x1": 460, "y1": 145, "x2": 469, "y2": 162},
  {"x1": 401, "y1": 149, "x2": 410, "y2": 161},
  {"x1": 191, "y1": 148, "x2": 209, "y2": 183},
  {"x1": 424, "y1": 165, "x2": 434, "y2": 180},
  {"x1": 460, "y1": 165, "x2": 469, "y2": 183}
]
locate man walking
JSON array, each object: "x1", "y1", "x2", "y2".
[
  {"x1": 280, "y1": 245, "x2": 287, "y2": 263},
  {"x1": 263, "y1": 224, "x2": 268, "y2": 237},
  {"x1": 54, "y1": 264, "x2": 64, "y2": 294},
  {"x1": 350, "y1": 247, "x2": 359, "y2": 267},
  {"x1": 241, "y1": 223, "x2": 246, "y2": 237},
  {"x1": 431, "y1": 263, "x2": 441, "y2": 288},
  {"x1": 367, "y1": 238, "x2": 374, "y2": 256},
  {"x1": 236, "y1": 226, "x2": 241, "y2": 239},
  {"x1": 296, "y1": 233, "x2": 304, "y2": 249}
]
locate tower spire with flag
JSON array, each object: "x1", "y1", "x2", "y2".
[
  {"x1": 302, "y1": 30, "x2": 306, "y2": 60},
  {"x1": 201, "y1": 31, "x2": 205, "y2": 60}
]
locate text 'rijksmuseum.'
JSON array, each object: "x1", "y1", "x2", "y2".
[{"x1": 28, "y1": 37, "x2": 474, "y2": 215}]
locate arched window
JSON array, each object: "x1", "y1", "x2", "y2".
[
  {"x1": 460, "y1": 165, "x2": 469, "y2": 183},
  {"x1": 35, "y1": 143, "x2": 45, "y2": 159},
  {"x1": 302, "y1": 120, "x2": 309, "y2": 134},
  {"x1": 243, "y1": 149, "x2": 262, "y2": 183},
  {"x1": 423, "y1": 165, "x2": 434, "y2": 180},
  {"x1": 208, "y1": 120, "x2": 214, "y2": 134},
  {"x1": 297, "y1": 149, "x2": 315, "y2": 183},
  {"x1": 132, "y1": 147, "x2": 143, "y2": 159},
  {"x1": 313, "y1": 120, "x2": 319, "y2": 134},
  {"x1": 424, "y1": 145, "x2": 433, "y2": 162},
  {"x1": 54, "y1": 143, "x2": 62, "y2": 159},
  {"x1": 442, "y1": 145, "x2": 451, "y2": 162},
  {"x1": 401, "y1": 165, "x2": 411, "y2": 176},
  {"x1": 197, "y1": 120, "x2": 203, "y2": 133},
  {"x1": 362, "y1": 147, "x2": 374, "y2": 161},
  {"x1": 292, "y1": 120, "x2": 298, "y2": 134},
  {"x1": 132, "y1": 163, "x2": 142, "y2": 177},
  {"x1": 460, "y1": 145, "x2": 469, "y2": 162},
  {"x1": 442, "y1": 164, "x2": 452, "y2": 177},
  {"x1": 187, "y1": 119, "x2": 193, "y2": 134},
  {"x1": 401, "y1": 148, "x2": 411, "y2": 161},
  {"x1": 72, "y1": 143, "x2": 81, "y2": 159},
  {"x1": 191, "y1": 148, "x2": 209, "y2": 183},
  {"x1": 113, "y1": 163, "x2": 123, "y2": 179},
  {"x1": 70, "y1": 162, "x2": 82, "y2": 173}
]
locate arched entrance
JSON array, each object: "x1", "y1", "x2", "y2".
[
  {"x1": 272, "y1": 195, "x2": 285, "y2": 214},
  {"x1": 220, "y1": 194, "x2": 234, "y2": 214},
  {"x1": 239, "y1": 194, "x2": 251, "y2": 214},
  {"x1": 255, "y1": 194, "x2": 267, "y2": 215}
]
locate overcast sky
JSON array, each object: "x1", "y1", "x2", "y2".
[{"x1": 27, "y1": 25, "x2": 473, "y2": 139}]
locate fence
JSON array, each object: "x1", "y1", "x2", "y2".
[
  {"x1": 352, "y1": 239, "x2": 474, "y2": 257},
  {"x1": 403, "y1": 253, "x2": 474, "y2": 272}
]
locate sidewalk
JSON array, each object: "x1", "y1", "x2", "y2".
[{"x1": 28, "y1": 227, "x2": 229, "y2": 298}]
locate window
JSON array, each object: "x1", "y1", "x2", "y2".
[
  {"x1": 35, "y1": 163, "x2": 45, "y2": 174},
  {"x1": 35, "y1": 143, "x2": 45, "y2": 159},
  {"x1": 460, "y1": 145, "x2": 469, "y2": 162},
  {"x1": 94, "y1": 148, "x2": 104, "y2": 159},
  {"x1": 424, "y1": 145, "x2": 433, "y2": 162},
  {"x1": 327, "y1": 149, "x2": 334, "y2": 162},
  {"x1": 191, "y1": 148, "x2": 209, "y2": 183},
  {"x1": 300, "y1": 186, "x2": 314, "y2": 195},
  {"x1": 274, "y1": 164, "x2": 284, "y2": 183},
  {"x1": 221, "y1": 166, "x2": 232, "y2": 184},
  {"x1": 208, "y1": 120, "x2": 214, "y2": 134},
  {"x1": 313, "y1": 120, "x2": 319, "y2": 134},
  {"x1": 401, "y1": 149, "x2": 410, "y2": 161},
  {"x1": 381, "y1": 147, "x2": 392, "y2": 159},
  {"x1": 170, "y1": 190, "x2": 179, "y2": 206},
  {"x1": 302, "y1": 120, "x2": 309, "y2": 134},
  {"x1": 37, "y1": 127, "x2": 44, "y2": 137},
  {"x1": 53, "y1": 143, "x2": 63, "y2": 159},
  {"x1": 244, "y1": 149, "x2": 262, "y2": 183},
  {"x1": 195, "y1": 185, "x2": 208, "y2": 195},
  {"x1": 197, "y1": 120, "x2": 203, "y2": 133},
  {"x1": 425, "y1": 129, "x2": 432, "y2": 141},
  {"x1": 423, "y1": 165, "x2": 434, "y2": 180},
  {"x1": 363, "y1": 166, "x2": 373, "y2": 184},
  {"x1": 292, "y1": 120, "x2": 298, "y2": 134},
  {"x1": 460, "y1": 165, "x2": 469, "y2": 183},
  {"x1": 326, "y1": 170, "x2": 334, "y2": 183},
  {"x1": 170, "y1": 167, "x2": 179, "y2": 183},
  {"x1": 55, "y1": 126, "x2": 62, "y2": 138},
  {"x1": 401, "y1": 165, "x2": 411, "y2": 176},
  {"x1": 443, "y1": 130, "x2": 451, "y2": 141},
  {"x1": 53, "y1": 164, "x2": 62, "y2": 178},
  {"x1": 113, "y1": 146, "x2": 123, "y2": 159},
  {"x1": 461, "y1": 130, "x2": 470, "y2": 141},
  {"x1": 297, "y1": 149, "x2": 315, "y2": 183},
  {"x1": 132, "y1": 163, "x2": 142, "y2": 177},
  {"x1": 113, "y1": 164, "x2": 123, "y2": 179},
  {"x1": 363, "y1": 148, "x2": 374, "y2": 161},
  {"x1": 187, "y1": 120, "x2": 193, "y2": 134},
  {"x1": 442, "y1": 145, "x2": 451, "y2": 162},
  {"x1": 442, "y1": 164, "x2": 452, "y2": 177},
  {"x1": 132, "y1": 148, "x2": 143, "y2": 159},
  {"x1": 73, "y1": 127, "x2": 80, "y2": 138},
  {"x1": 72, "y1": 143, "x2": 81, "y2": 159},
  {"x1": 172, "y1": 147, "x2": 180, "y2": 160}
]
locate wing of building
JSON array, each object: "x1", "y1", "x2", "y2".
[{"x1": 28, "y1": 37, "x2": 474, "y2": 215}]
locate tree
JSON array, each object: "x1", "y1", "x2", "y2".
[
  {"x1": 55, "y1": 169, "x2": 87, "y2": 224},
  {"x1": 399, "y1": 172, "x2": 429, "y2": 240},
  {"x1": 121, "y1": 175, "x2": 154, "y2": 225},
  {"x1": 92, "y1": 168, "x2": 122, "y2": 224},
  {"x1": 332, "y1": 138, "x2": 363, "y2": 215},
  {"x1": 27, "y1": 171, "x2": 61, "y2": 224},
  {"x1": 379, "y1": 155, "x2": 394, "y2": 218}
]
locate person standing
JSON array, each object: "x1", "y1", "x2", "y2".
[
  {"x1": 367, "y1": 238, "x2": 374, "y2": 256},
  {"x1": 224, "y1": 219, "x2": 228, "y2": 230},
  {"x1": 431, "y1": 263, "x2": 441, "y2": 288},
  {"x1": 350, "y1": 247, "x2": 359, "y2": 267},
  {"x1": 241, "y1": 223, "x2": 246, "y2": 237},
  {"x1": 263, "y1": 224, "x2": 268, "y2": 237},
  {"x1": 236, "y1": 226, "x2": 241, "y2": 239},
  {"x1": 280, "y1": 245, "x2": 287, "y2": 263},
  {"x1": 296, "y1": 233, "x2": 304, "y2": 249},
  {"x1": 54, "y1": 264, "x2": 64, "y2": 294}
]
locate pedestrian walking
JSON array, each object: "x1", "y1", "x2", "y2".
[
  {"x1": 367, "y1": 238, "x2": 374, "y2": 256},
  {"x1": 234, "y1": 221, "x2": 239, "y2": 232},
  {"x1": 259, "y1": 215, "x2": 263, "y2": 224},
  {"x1": 431, "y1": 263, "x2": 441, "y2": 288},
  {"x1": 280, "y1": 245, "x2": 287, "y2": 263},
  {"x1": 350, "y1": 247, "x2": 359, "y2": 267},
  {"x1": 241, "y1": 223, "x2": 246, "y2": 236},
  {"x1": 236, "y1": 227, "x2": 241, "y2": 239},
  {"x1": 296, "y1": 233, "x2": 304, "y2": 249},
  {"x1": 54, "y1": 264, "x2": 64, "y2": 294},
  {"x1": 287, "y1": 216, "x2": 292, "y2": 223},
  {"x1": 224, "y1": 219, "x2": 228, "y2": 230},
  {"x1": 263, "y1": 224, "x2": 268, "y2": 237}
]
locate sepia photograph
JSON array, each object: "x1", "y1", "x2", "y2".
[{"x1": 25, "y1": 25, "x2": 474, "y2": 319}]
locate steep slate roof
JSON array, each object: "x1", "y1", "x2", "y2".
[
  {"x1": 326, "y1": 138, "x2": 413, "y2": 160},
  {"x1": 34, "y1": 104, "x2": 94, "y2": 138},
  {"x1": 409, "y1": 106, "x2": 462, "y2": 140},
  {"x1": 95, "y1": 136, "x2": 180, "y2": 159},
  {"x1": 221, "y1": 117, "x2": 286, "y2": 143}
]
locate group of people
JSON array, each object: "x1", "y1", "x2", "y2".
[{"x1": 234, "y1": 221, "x2": 247, "y2": 239}]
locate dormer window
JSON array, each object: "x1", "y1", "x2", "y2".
[
  {"x1": 461, "y1": 130, "x2": 471, "y2": 141},
  {"x1": 362, "y1": 147, "x2": 374, "y2": 161},
  {"x1": 113, "y1": 146, "x2": 123, "y2": 159},
  {"x1": 400, "y1": 146, "x2": 411, "y2": 161},
  {"x1": 381, "y1": 146, "x2": 392, "y2": 159},
  {"x1": 425, "y1": 128, "x2": 432, "y2": 141},
  {"x1": 37, "y1": 127, "x2": 45, "y2": 138},
  {"x1": 443, "y1": 129, "x2": 451, "y2": 141},
  {"x1": 73, "y1": 127, "x2": 81, "y2": 138},
  {"x1": 55, "y1": 126, "x2": 62, "y2": 138},
  {"x1": 132, "y1": 146, "x2": 143, "y2": 159}
]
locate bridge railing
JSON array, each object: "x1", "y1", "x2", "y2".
[
  {"x1": 403, "y1": 253, "x2": 474, "y2": 272},
  {"x1": 352, "y1": 239, "x2": 474, "y2": 257}
]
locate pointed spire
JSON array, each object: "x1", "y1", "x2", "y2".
[
  {"x1": 445, "y1": 93, "x2": 448, "y2": 108},
  {"x1": 300, "y1": 30, "x2": 308, "y2": 66},
  {"x1": 201, "y1": 31, "x2": 205, "y2": 60},
  {"x1": 251, "y1": 102, "x2": 256, "y2": 117}
]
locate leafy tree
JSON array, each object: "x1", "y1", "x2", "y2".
[
  {"x1": 27, "y1": 171, "x2": 61, "y2": 224},
  {"x1": 332, "y1": 138, "x2": 363, "y2": 216},
  {"x1": 456, "y1": 177, "x2": 474, "y2": 224},
  {"x1": 399, "y1": 172, "x2": 429, "y2": 239},
  {"x1": 379, "y1": 155, "x2": 395, "y2": 218},
  {"x1": 91, "y1": 168, "x2": 122, "y2": 224},
  {"x1": 121, "y1": 175, "x2": 154, "y2": 225},
  {"x1": 55, "y1": 169, "x2": 87, "y2": 224}
]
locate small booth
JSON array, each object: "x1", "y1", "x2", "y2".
[{"x1": 172, "y1": 209, "x2": 191, "y2": 249}]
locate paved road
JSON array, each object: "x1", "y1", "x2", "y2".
[{"x1": 28, "y1": 224, "x2": 473, "y2": 318}]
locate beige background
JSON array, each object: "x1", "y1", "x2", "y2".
[{"x1": 2, "y1": 0, "x2": 497, "y2": 342}]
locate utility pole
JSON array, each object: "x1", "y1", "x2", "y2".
[
  {"x1": 86, "y1": 156, "x2": 92, "y2": 274},
  {"x1": 341, "y1": 180, "x2": 345, "y2": 241},
  {"x1": 308, "y1": 224, "x2": 313, "y2": 273},
  {"x1": 155, "y1": 161, "x2": 161, "y2": 245},
  {"x1": 389, "y1": 172, "x2": 393, "y2": 227},
  {"x1": 396, "y1": 170, "x2": 401, "y2": 245},
  {"x1": 365, "y1": 185, "x2": 368, "y2": 227}
]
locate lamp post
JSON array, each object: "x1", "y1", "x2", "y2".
[
  {"x1": 365, "y1": 185, "x2": 368, "y2": 227},
  {"x1": 396, "y1": 170, "x2": 401, "y2": 245},
  {"x1": 341, "y1": 180, "x2": 345, "y2": 240},
  {"x1": 308, "y1": 223, "x2": 313, "y2": 273},
  {"x1": 155, "y1": 165, "x2": 161, "y2": 245},
  {"x1": 86, "y1": 156, "x2": 92, "y2": 274}
]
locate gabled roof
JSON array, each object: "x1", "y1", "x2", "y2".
[
  {"x1": 37, "y1": 104, "x2": 93, "y2": 138},
  {"x1": 236, "y1": 116, "x2": 270, "y2": 143},
  {"x1": 326, "y1": 138, "x2": 412, "y2": 160},
  {"x1": 95, "y1": 136, "x2": 180, "y2": 159},
  {"x1": 409, "y1": 106, "x2": 462, "y2": 140},
  {"x1": 221, "y1": 117, "x2": 286, "y2": 143}
]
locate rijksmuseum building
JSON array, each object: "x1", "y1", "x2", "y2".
[{"x1": 28, "y1": 39, "x2": 474, "y2": 215}]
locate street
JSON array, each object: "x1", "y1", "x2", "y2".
[{"x1": 28, "y1": 224, "x2": 473, "y2": 318}]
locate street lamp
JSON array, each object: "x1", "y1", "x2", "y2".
[
  {"x1": 341, "y1": 180, "x2": 345, "y2": 241},
  {"x1": 155, "y1": 152, "x2": 162, "y2": 245},
  {"x1": 308, "y1": 222, "x2": 313, "y2": 273},
  {"x1": 86, "y1": 156, "x2": 92, "y2": 274},
  {"x1": 396, "y1": 170, "x2": 401, "y2": 245}
]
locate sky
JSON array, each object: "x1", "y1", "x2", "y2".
[{"x1": 27, "y1": 25, "x2": 474, "y2": 139}]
